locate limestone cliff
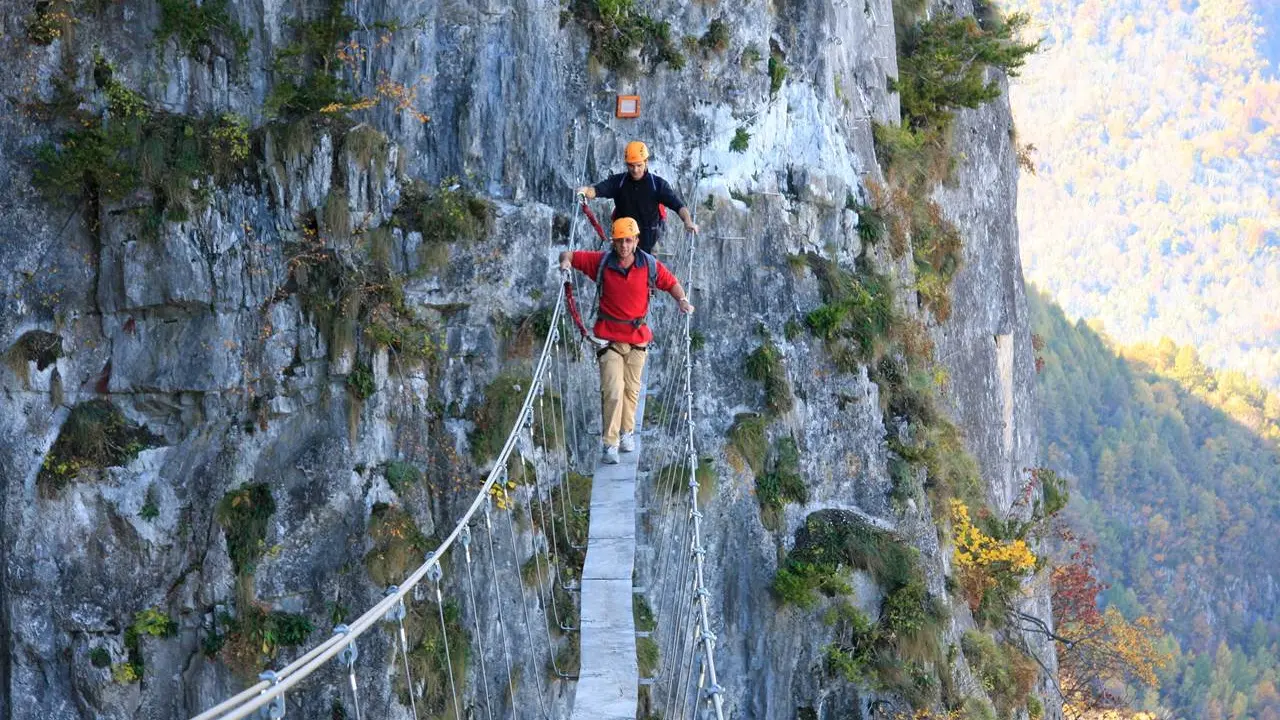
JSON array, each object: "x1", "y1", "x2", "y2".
[{"x1": 0, "y1": 0, "x2": 1059, "y2": 716}]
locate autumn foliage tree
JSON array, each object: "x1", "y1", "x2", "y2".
[
  {"x1": 950, "y1": 499, "x2": 1038, "y2": 615},
  {"x1": 1028, "y1": 540, "x2": 1170, "y2": 717}
]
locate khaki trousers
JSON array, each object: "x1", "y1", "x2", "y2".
[{"x1": 598, "y1": 342, "x2": 647, "y2": 447}]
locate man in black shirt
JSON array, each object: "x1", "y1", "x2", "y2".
[{"x1": 576, "y1": 140, "x2": 699, "y2": 254}]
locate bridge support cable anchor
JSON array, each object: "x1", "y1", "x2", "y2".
[
  {"x1": 382, "y1": 586, "x2": 419, "y2": 720},
  {"x1": 333, "y1": 625, "x2": 363, "y2": 720}
]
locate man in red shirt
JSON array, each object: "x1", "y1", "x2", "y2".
[{"x1": 559, "y1": 217, "x2": 695, "y2": 464}]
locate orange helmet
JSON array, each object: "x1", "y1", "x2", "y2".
[
  {"x1": 612, "y1": 217, "x2": 641, "y2": 239},
  {"x1": 624, "y1": 141, "x2": 649, "y2": 164}
]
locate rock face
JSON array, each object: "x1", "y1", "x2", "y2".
[{"x1": 0, "y1": 0, "x2": 1058, "y2": 717}]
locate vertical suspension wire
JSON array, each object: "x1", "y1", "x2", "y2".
[
  {"x1": 398, "y1": 618, "x2": 418, "y2": 720},
  {"x1": 482, "y1": 500, "x2": 520, "y2": 717},
  {"x1": 564, "y1": 196, "x2": 597, "y2": 466},
  {"x1": 662, "y1": 527, "x2": 699, "y2": 715},
  {"x1": 459, "y1": 528, "x2": 495, "y2": 720},
  {"x1": 648, "y1": 396, "x2": 691, "y2": 710},
  {"x1": 528, "y1": 395, "x2": 569, "y2": 632},
  {"x1": 648, "y1": 281, "x2": 693, "y2": 472},
  {"x1": 569, "y1": 286, "x2": 597, "y2": 454},
  {"x1": 657, "y1": 509, "x2": 696, "y2": 711},
  {"x1": 676, "y1": 581, "x2": 702, "y2": 720},
  {"x1": 502, "y1": 483, "x2": 555, "y2": 719},
  {"x1": 552, "y1": 324, "x2": 586, "y2": 519},
  {"x1": 680, "y1": 646, "x2": 704, "y2": 720},
  {"x1": 665, "y1": 411, "x2": 701, "y2": 716},
  {"x1": 660, "y1": 517, "x2": 701, "y2": 707},
  {"x1": 334, "y1": 625, "x2": 364, "y2": 720},
  {"x1": 426, "y1": 561, "x2": 462, "y2": 720},
  {"x1": 548, "y1": 329, "x2": 586, "y2": 594},
  {"x1": 551, "y1": 318, "x2": 577, "y2": 475},
  {"x1": 541, "y1": 337, "x2": 581, "y2": 631},
  {"x1": 650, "y1": 505, "x2": 687, "y2": 661},
  {"x1": 537, "y1": 359, "x2": 574, "y2": 582},
  {"x1": 654, "y1": 386, "x2": 696, "y2": 652},
  {"x1": 516, "y1": 438, "x2": 574, "y2": 677},
  {"x1": 526, "y1": 419, "x2": 574, "y2": 640},
  {"x1": 382, "y1": 587, "x2": 419, "y2": 720},
  {"x1": 645, "y1": 463, "x2": 688, "y2": 629}
]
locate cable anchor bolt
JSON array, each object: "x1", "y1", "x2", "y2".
[
  {"x1": 256, "y1": 671, "x2": 286, "y2": 719},
  {"x1": 382, "y1": 586, "x2": 407, "y2": 624},
  {"x1": 460, "y1": 525, "x2": 473, "y2": 563},
  {"x1": 427, "y1": 560, "x2": 444, "y2": 603},
  {"x1": 334, "y1": 625, "x2": 359, "y2": 669}
]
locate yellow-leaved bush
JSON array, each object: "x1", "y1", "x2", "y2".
[{"x1": 950, "y1": 500, "x2": 1037, "y2": 611}]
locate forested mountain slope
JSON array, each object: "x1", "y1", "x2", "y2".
[
  {"x1": 1008, "y1": 0, "x2": 1280, "y2": 388},
  {"x1": 1031, "y1": 290, "x2": 1280, "y2": 717}
]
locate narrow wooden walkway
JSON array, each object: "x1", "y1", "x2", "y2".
[{"x1": 569, "y1": 383, "x2": 645, "y2": 720}]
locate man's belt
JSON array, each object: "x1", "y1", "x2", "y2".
[
  {"x1": 598, "y1": 310, "x2": 647, "y2": 329},
  {"x1": 597, "y1": 342, "x2": 647, "y2": 359}
]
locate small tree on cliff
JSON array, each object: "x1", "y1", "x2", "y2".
[{"x1": 1013, "y1": 537, "x2": 1170, "y2": 717}]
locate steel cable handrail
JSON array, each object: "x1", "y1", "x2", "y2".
[{"x1": 193, "y1": 281, "x2": 568, "y2": 720}]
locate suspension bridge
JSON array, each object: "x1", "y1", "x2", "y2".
[{"x1": 191, "y1": 198, "x2": 726, "y2": 720}]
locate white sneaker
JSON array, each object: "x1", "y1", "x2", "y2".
[
  {"x1": 602, "y1": 445, "x2": 620, "y2": 464},
  {"x1": 619, "y1": 432, "x2": 636, "y2": 453}
]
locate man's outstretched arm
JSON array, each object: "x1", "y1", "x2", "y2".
[
  {"x1": 676, "y1": 206, "x2": 699, "y2": 235},
  {"x1": 655, "y1": 176, "x2": 699, "y2": 234}
]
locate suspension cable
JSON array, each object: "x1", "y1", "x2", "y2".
[{"x1": 193, "y1": 281, "x2": 568, "y2": 720}]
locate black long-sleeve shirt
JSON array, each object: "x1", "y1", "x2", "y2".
[{"x1": 592, "y1": 172, "x2": 685, "y2": 229}]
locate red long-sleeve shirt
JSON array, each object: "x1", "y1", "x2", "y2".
[{"x1": 570, "y1": 250, "x2": 677, "y2": 345}]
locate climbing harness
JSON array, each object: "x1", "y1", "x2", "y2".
[
  {"x1": 565, "y1": 194, "x2": 660, "y2": 342},
  {"x1": 593, "y1": 249, "x2": 659, "y2": 331}
]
